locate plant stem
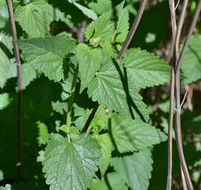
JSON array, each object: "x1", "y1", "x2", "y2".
[
  {"x1": 167, "y1": 0, "x2": 177, "y2": 189},
  {"x1": 175, "y1": 1, "x2": 201, "y2": 190},
  {"x1": 6, "y1": 0, "x2": 22, "y2": 182}
]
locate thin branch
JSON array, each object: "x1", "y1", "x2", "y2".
[
  {"x1": 117, "y1": 0, "x2": 147, "y2": 60},
  {"x1": 6, "y1": 0, "x2": 22, "y2": 182},
  {"x1": 175, "y1": 1, "x2": 201, "y2": 190},
  {"x1": 166, "y1": 0, "x2": 177, "y2": 189},
  {"x1": 81, "y1": 102, "x2": 99, "y2": 134},
  {"x1": 81, "y1": 1, "x2": 148, "y2": 134}
]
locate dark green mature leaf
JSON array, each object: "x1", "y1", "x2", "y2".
[
  {"x1": 15, "y1": 0, "x2": 53, "y2": 37},
  {"x1": 111, "y1": 114, "x2": 167, "y2": 153},
  {"x1": 96, "y1": 134, "x2": 114, "y2": 177},
  {"x1": 76, "y1": 43, "x2": 102, "y2": 91},
  {"x1": 43, "y1": 133, "x2": 101, "y2": 190},
  {"x1": 17, "y1": 35, "x2": 76, "y2": 82},
  {"x1": 88, "y1": 59, "x2": 149, "y2": 122},
  {"x1": 121, "y1": 48, "x2": 171, "y2": 89},
  {"x1": 111, "y1": 149, "x2": 153, "y2": 190},
  {"x1": 182, "y1": 34, "x2": 201, "y2": 84}
]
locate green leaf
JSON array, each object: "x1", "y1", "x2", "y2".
[
  {"x1": 88, "y1": 0, "x2": 112, "y2": 15},
  {"x1": 115, "y1": 3, "x2": 129, "y2": 43},
  {"x1": 0, "y1": 93, "x2": 11, "y2": 110},
  {"x1": 15, "y1": 0, "x2": 53, "y2": 37},
  {"x1": 0, "y1": 32, "x2": 13, "y2": 53},
  {"x1": 0, "y1": 184, "x2": 11, "y2": 190},
  {"x1": 37, "y1": 121, "x2": 50, "y2": 146},
  {"x1": 0, "y1": 48, "x2": 11, "y2": 88},
  {"x1": 111, "y1": 114, "x2": 167, "y2": 153},
  {"x1": 0, "y1": 0, "x2": 9, "y2": 29},
  {"x1": 85, "y1": 11, "x2": 115, "y2": 46},
  {"x1": 182, "y1": 34, "x2": 201, "y2": 84},
  {"x1": 76, "y1": 43, "x2": 102, "y2": 91},
  {"x1": 84, "y1": 105, "x2": 107, "y2": 133},
  {"x1": 21, "y1": 63, "x2": 37, "y2": 89},
  {"x1": 17, "y1": 35, "x2": 76, "y2": 82},
  {"x1": 121, "y1": 48, "x2": 171, "y2": 89},
  {"x1": 88, "y1": 59, "x2": 149, "y2": 122},
  {"x1": 96, "y1": 134, "x2": 114, "y2": 177},
  {"x1": 51, "y1": 101, "x2": 67, "y2": 115},
  {"x1": 43, "y1": 134, "x2": 101, "y2": 190},
  {"x1": 89, "y1": 172, "x2": 128, "y2": 190},
  {"x1": 111, "y1": 149, "x2": 153, "y2": 190}
]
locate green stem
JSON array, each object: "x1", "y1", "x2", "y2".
[{"x1": 66, "y1": 65, "x2": 79, "y2": 128}]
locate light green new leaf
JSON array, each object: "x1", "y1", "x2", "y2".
[
  {"x1": 88, "y1": 0, "x2": 112, "y2": 15},
  {"x1": 51, "y1": 101, "x2": 67, "y2": 114},
  {"x1": 111, "y1": 114, "x2": 167, "y2": 153},
  {"x1": 43, "y1": 134, "x2": 101, "y2": 190},
  {"x1": 121, "y1": 48, "x2": 171, "y2": 89},
  {"x1": 88, "y1": 59, "x2": 149, "y2": 122},
  {"x1": 182, "y1": 34, "x2": 201, "y2": 84},
  {"x1": 15, "y1": 0, "x2": 53, "y2": 37},
  {"x1": 0, "y1": 184, "x2": 11, "y2": 190},
  {"x1": 76, "y1": 43, "x2": 102, "y2": 91},
  {"x1": 96, "y1": 134, "x2": 114, "y2": 177},
  {"x1": 85, "y1": 11, "x2": 115, "y2": 46},
  {"x1": 0, "y1": 93, "x2": 11, "y2": 110},
  {"x1": 0, "y1": 32, "x2": 13, "y2": 53},
  {"x1": 17, "y1": 35, "x2": 76, "y2": 82},
  {"x1": 111, "y1": 149, "x2": 153, "y2": 190},
  {"x1": 37, "y1": 121, "x2": 50, "y2": 146}
]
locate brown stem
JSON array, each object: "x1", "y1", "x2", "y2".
[
  {"x1": 117, "y1": 0, "x2": 147, "y2": 60},
  {"x1": 175, "y1": 1, "x2": 201, "y2": 190},
  {"x1": 81, "y1": 103, "x2": 99, "y2": 134},
  {"x1": 6, "y1": 0, "x2": 22, "y2": 182},
  {"x1": 167, "y1": 0, "x2": 177, "y2": 189}
]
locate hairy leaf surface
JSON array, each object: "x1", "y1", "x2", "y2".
[
  {"x1": 17, "y1": 35, "x2": 76, "y2": 82},
  {"x1": 43, "y1": 134, "x2": 101, "y2": 190},
  {"x1": 111, "y1": 114, "x2": 167, "y2": 153},
  {"x1": 76, "y1": 43, "x2": 102, "y2": 91},
  {"x1": 111, "y1": 149, "x2": 153, "y2": 190},
  {"x1": 121, "y1": 48, "x2": 171, "y2": 89},
  {"x1": 88, "y1": 60, "x2": 149, "y2": 122},
  {"x1": 15, "y1": 0, "x2": 53, "y2": 37}
]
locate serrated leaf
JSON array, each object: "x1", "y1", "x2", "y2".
[
  {"x1": 0, "y1": 32, "x2": 13, "y2": 53},
  {"x1": 111, "y1": 114, "x2": 167, "y2": 153},
  {"x1": 51, "y1": 101, "x2": 67, "y2": 115},
  {"x1": 181, "y1": 34, "x2": 201, "y2": 84},
  {"x1": 121, "y1": 48, "x2": 171, "y2": 89},
  {"x1": 115, "y1": 3, "x2": 129, "y2": 43},
  {"x1": 15, "y1": 0, "x2": 53, "y2": 37},
  {"x1": 21, "y1": 64, "x2": 37, "y2": 89},
  {"x1": 96, "y1": 134, "x2": 114, "y2": 177},
  {"x1": 43, "y1": 134, "x2": 101, "y2": 190},
  {"x1": 37, "y1": 121, "x2": 50, "y2": 146},
  {"x1": 87, "y1": 59, "x2": 149, "y2": 122},
  {"x1": 76, "y1": 43, "x2": 102, "y2": 91},
  {"x1": 85, "y1": 11, "x2": 115, "y2": 45},
  {"x1": 17, "y1": 35, "x2": 76, "y2": 82},
  {"x1": 88, "y1": 0, "x2": 112, "y2": 15},
  {"x1": 111, "y1": 149, "x2": 153, "y2": 190}
]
